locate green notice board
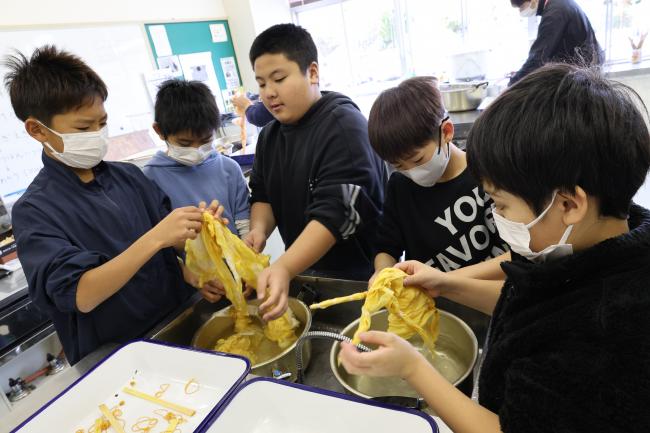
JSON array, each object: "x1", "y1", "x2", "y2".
[{"x1": 145, "y1": 20, "x2": 243, "y2": 112}]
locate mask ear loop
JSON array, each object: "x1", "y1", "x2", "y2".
[
  {"x1": 36, "y1": 121, "x2": 63, "y2": 154},
  {"x1": 525, "y1": 190, "x2": 559, "y2": 229},
  {"x1": 438, "y1": 114, "x2": 451, "y2": 156}
]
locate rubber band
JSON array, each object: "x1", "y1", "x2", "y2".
[
  {"x1": 183, "y1": 378, "x2": 200, "y2": 394},
  {"x1": 130, "y1": 416, "x2": 158, "y2": 433},
  {"x1": 154, "y1": 383, "x2": 170, "y2": 398},
  {"x1": 153, "y1": 409, "x2": 186, "y2": 424},
  {"x1": 88, "y1": 417, "x2": 109, "y2": 433}
]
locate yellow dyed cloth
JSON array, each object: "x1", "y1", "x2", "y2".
[
  {"x1": 310, "y1": 267, "x2": 439, "y2": 350},
  {"x1": 185, "y1": 213, "x2": 299, "y2": 358},
  {"x1": 264, "y1": 308, "x2": 300, "y2": 349},
  {"x1": 214, "y1": 329, "x2": 264, "y2": 364}
]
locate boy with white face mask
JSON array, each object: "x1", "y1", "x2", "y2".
[
  {"x1": 144, "y1": 80, "x2": 250, "y2": 241},
  {"x1": 4, "y1": 46, "x2": 225, "y2": 364},
  {"x1": 368, "y1": 77, "x2": 509, "y2": 283},
  {"x1": 339, "y1": 64, "x2": 650, "y2": 432}
]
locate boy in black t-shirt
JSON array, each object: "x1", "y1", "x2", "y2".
[{"x1": 369, "y1": 77, "x2": 508, "y2": 280}]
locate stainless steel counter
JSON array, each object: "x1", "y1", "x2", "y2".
[
  {"x1": 4, "y1": 275, "x2": 463, "y2": 432},
  {"x1": 3, "y1": 344, "x2": 117, "y2": 432},
  {"x1": 0, "y1": 269, "x2": 28, "y2": 311}
]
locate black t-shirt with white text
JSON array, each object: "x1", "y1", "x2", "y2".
[{"x1": 377, "y1": 168, "x2": 509, "y2": 271}]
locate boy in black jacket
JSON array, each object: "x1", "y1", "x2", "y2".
[
  {"x1": 339, "y1": 64, "x2": 650, "y2": 433},
  {"x1": 245, "y1": 24, "x2": 386, "y2": 320}
]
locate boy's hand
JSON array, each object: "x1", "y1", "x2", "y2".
[
  {"x1": 151, "y1": 206, "x2": 203, "y2": 248},
  {"x1": 199, "y1": 200, "x2": 229, "y2": 226},
  {"x1": 257, "y1": 263, "x2": 291, "y2": 321},
  {"x1": 338, "y1": 331, "x2": 425, "y2": 380},
  {"x1": 231, "y1": 94, "x2": 253, "y2": 111},
  {"x1": 394, "y1": 261, "x2": 449, "y2": 298},
  {"x1": 368, "y1": 269, "x2": 381, "y2": 287},
  {"x1": 198, "y1": 280, "x2": 225, "y2": 303},
  {"x1": 243, "y1": 227, "x2": 267, "y2": 253},
  {"x1": 182, "y1": 264, "x2": 225, "y2": 303}
]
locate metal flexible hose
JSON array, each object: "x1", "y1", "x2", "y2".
[{"x1": 295, "y1": 331, "x2": 372, "y2": 384}]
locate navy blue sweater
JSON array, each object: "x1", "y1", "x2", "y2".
[{"x1": 12, "y1": 154, "x2": 193, "y2": 364}]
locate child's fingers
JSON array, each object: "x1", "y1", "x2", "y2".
[
  {"x1": 259, "y1": 288, "x2": 280, "y2": 314},
  {"x1": 339, "y1": 343, "x2": 374, "y2": 373},
  {"x1": 358, "y1": 330, "x2": 393, "y2": 347},
  {"x1": 201, "y1": 289, "x2": 221, "y2": 303},
  {"x1": 204, "y1": 280, "x2": 225, "y2": 295},
  {"x1": 262, "y1": 294, "x2": 287, "y2": 322},
  {"x1": 183, "y1": 207, "x2": 204, "y2": 221},
  {"x1": 393, "y1": 260, "x2": 416, "y2": 274},
  {"x1": 256, "y1": 271, "x2": 269, "y2": 300},
  {"x1": 186, "y1": 220, "x2": 203, "y2": 232}
]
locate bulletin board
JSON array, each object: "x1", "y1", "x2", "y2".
[{"x1": 144, "y1": 20, "x2": 243, "y2": 113}]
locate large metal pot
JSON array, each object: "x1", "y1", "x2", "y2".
[
  {"x1": 192, "y1": 297, "x2": 312, "y2": 380},
  {"x1": 440, "y1": 81, "x2": 488, "y2": 112},
  {"x1": 330, "y1": 309, "x2": 478, "y2": 400}
]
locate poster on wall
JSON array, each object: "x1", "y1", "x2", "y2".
[
  {"x1": 144, "y1": 68, "x2": 176, "y2": 104},
  {"x1": 220, "y1": 57, "x2": 240, "y2": 89},
  {"x1": 221, "y1": 89, "x2": 238, "y2": 113},
  {"x1": 149, "y1": 25, "x2": 172, "y2": 56},
  {"x1": 178, "y1": 52, "x2": 225, "y2": 112},
  {"x1": 156, "y1": 55, "x2": 183, "y2": 78},
  {"x1": 209, "y1": 24, "x2": 228, "y2": 43}
]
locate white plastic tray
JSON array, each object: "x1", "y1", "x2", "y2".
[
  {"x1": 201, "y1": 378, "x2": 439, "y2": 433},
  {"x1": 12, "y1": 340, "x2": 249, "y2": 433}
]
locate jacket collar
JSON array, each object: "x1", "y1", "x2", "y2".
[{"x1": 502, "y1": 204, "x2": 650, "y2": 289}]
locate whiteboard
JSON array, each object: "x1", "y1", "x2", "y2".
[{"x1": 0, "y1": 24, "x2": 155, "y2": 202}]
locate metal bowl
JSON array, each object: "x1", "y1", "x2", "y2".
[
  {"x1": 192, "y1": 297, "x2": 312, "y2": 380},
  {"x1": 330, "y1": 309, "x2": 478, "y2": 399},
  {"x1": 440, "y1": 82, "x2": 488, "y2": 112}
]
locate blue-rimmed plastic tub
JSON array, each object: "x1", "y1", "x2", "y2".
[
  {"x1": 198, "y1": 377, "x2": 439, "y2": 432},
  {"x1": 11, "y1": 340, "x2": 250, "y2": 433}
]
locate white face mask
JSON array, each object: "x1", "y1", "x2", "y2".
[
  {"x1": 397, "y1": 116, "x2": 451, "y2": 187},
  {"x1": 167, "y1": 142, "x2": 214, "y2": 166},
  {"x1": 492, "y1": 191, "x2": 574, "y2": 263},
  {"x1": 398, "y1": 145, "x2": 450, "y2": 187},
  {"x1": 519, "y1": 1, "x2": 538, "y2": 17},
  {"x1": 39, "y1": 122, "x2": 109, "y2": 169}
]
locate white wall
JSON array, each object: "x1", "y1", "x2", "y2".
[
  {"x1": 616, "y1": 74, "x2": 650, "y2": 111},
  {"x1": 222, "y1": 0, "x2": 292, "y2": 91},
  {"x1": 0, "y1": 0, "x2": 226, "y2": 26},
  {"x1": 0, "y1": 0, "x2": 292, "y2": 94}
]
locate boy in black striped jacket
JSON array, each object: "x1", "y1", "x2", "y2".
[{"x1": 245, "y1": 24, "x2": 386, "y2": 321}]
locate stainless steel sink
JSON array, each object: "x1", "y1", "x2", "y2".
[
  {"x1": 148, "y1": 275, "x2": 490, "y2": 399},
  {"x1": 150, "y1": 275, "x2": 490, "y2": 349},
  {"x1": 149, "y1": 276, "x2": 369, "y2": 345}
]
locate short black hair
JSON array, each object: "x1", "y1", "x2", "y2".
[
  {"x1": 510, "y1": 0, "x2": 527, "y2": 7},
  {"x1": 368, "y1": 76, "x2": 447, "y2": 163},
  {"x1": 467, "y1": 63, "x2": 650, "y2": 218},
  {"x1": 154, "y1": 79, "x2": 221, "y2": 138},
  {"x1": 2, "y1": 45, "x2": 107, "y2": 125},
  {"x1": 249, "y1": 23, "x2": 318, "y2": 73}
]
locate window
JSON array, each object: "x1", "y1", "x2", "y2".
[
  {"x1": 292, "y1": 0, "x2": 648, "y2": 114},
  {"x1": 294, "y1": 0, "x2": 404, "y2": 113},
  {"x1": 609, "y1": 0, "x2": 650, "y2": 63}
]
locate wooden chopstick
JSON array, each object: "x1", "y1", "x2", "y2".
[
  {"x1": 122, "y1": 387, "x2": 196, "y2": 416},
  {"x1": 98, "y1": 403, "x2": 126, "y2": 433}
]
